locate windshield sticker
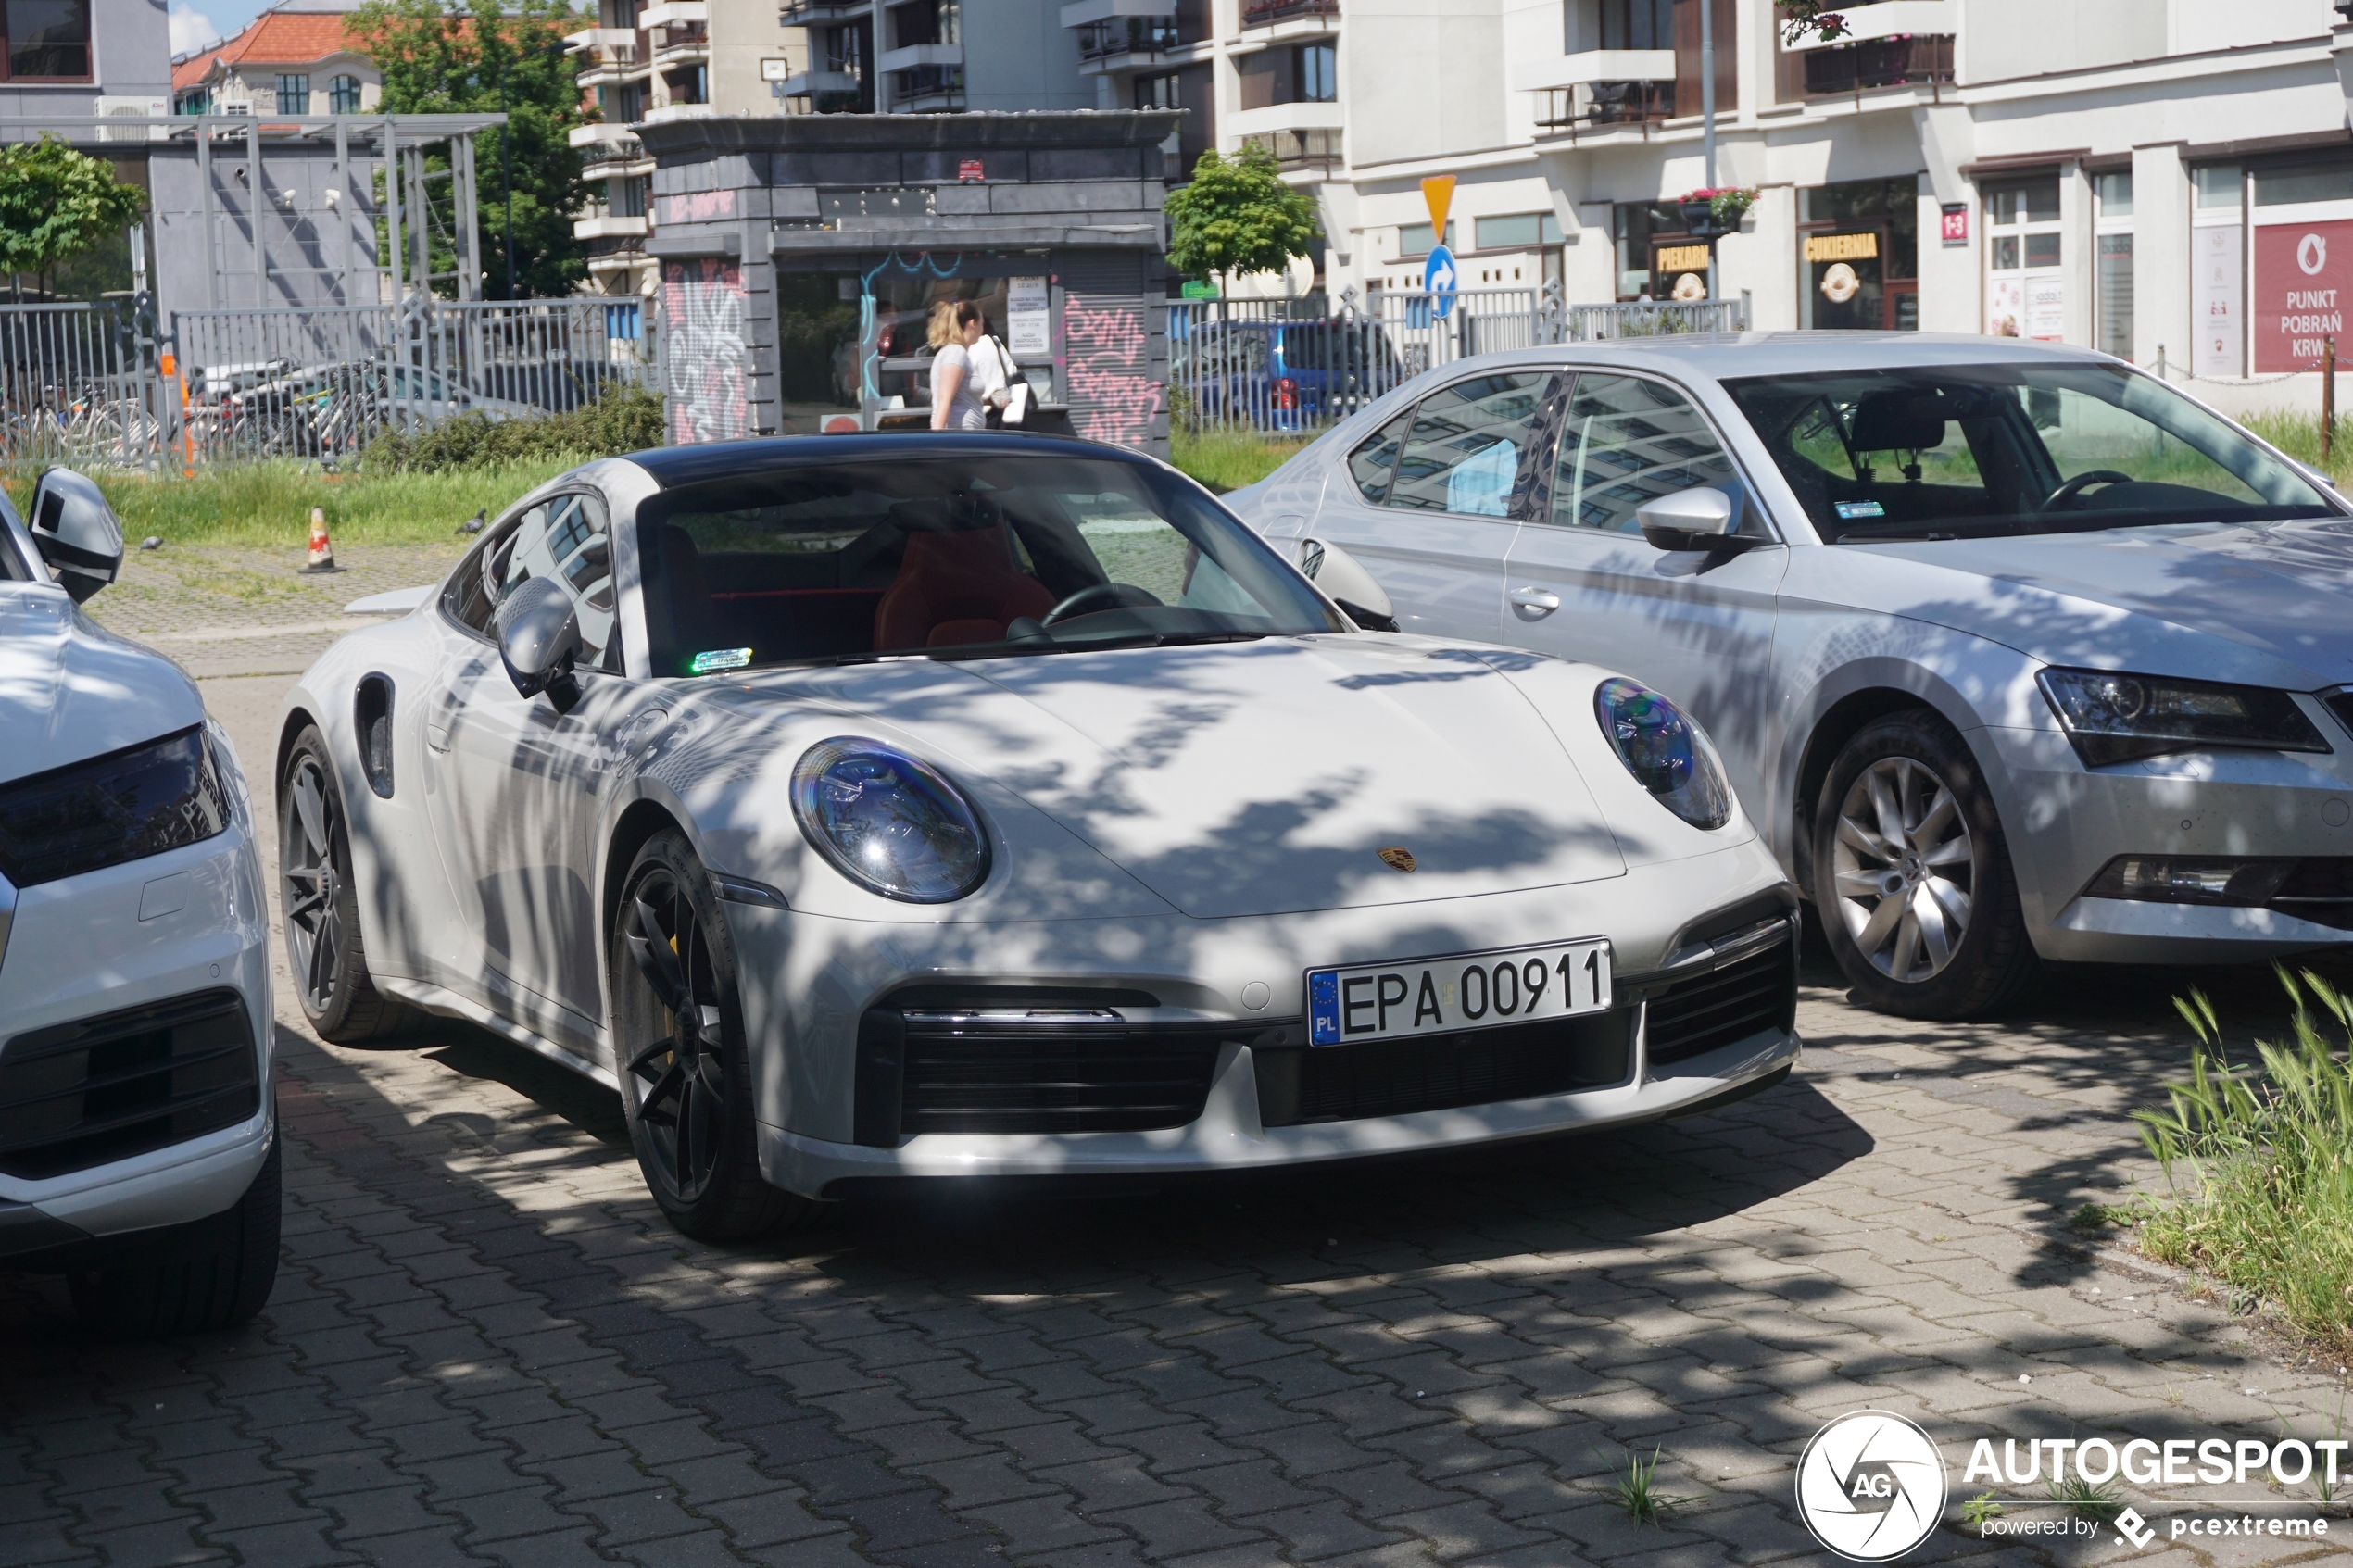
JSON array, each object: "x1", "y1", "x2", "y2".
[
  {"x1": 689, "y1": 647, "x2": 753, "y2": 674},
  {"x1": 1834, "y1": 500, "x2": 1887, "y2": 520}
]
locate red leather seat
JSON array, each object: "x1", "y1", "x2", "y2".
[{"x1": 874, "y1": 529, "x2": 1056, "y2": 649}]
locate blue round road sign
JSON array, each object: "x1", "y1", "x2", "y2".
[{"x1": 1422, "y1": 243, "x2": 1459, "y2": 319}]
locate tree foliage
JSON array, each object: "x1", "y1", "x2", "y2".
[
  {"x1": 1778, "y1": 1, "x2": 1852, "y2": 44},
  {"x1": 0, "y1": 134, "x2": 147, "y2": 295},
  {"x1": 349, "y1": 0, "x2": 587, "y2": 298},
  {"x1": 1164, "y1": 146, "x2": 1321, "y2": 291}
]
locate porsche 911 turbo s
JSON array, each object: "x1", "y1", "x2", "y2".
[{"x1": 279, "y1": 434, "x2": 1799, "y2": 1238}]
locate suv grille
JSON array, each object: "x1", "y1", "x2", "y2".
[
  {"x1": 1645, "y1": 944, "x2": 1798, "y2": 1066},
  {"x1": 1255, "y1": 1011, "x2": 1630, "y2": 1128},
  {"x1": 0, "y1": 989, "x2": 258, "y2": 1180}
]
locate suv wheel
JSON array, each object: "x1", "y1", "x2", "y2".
[{"x1": 1811, "y1": 709, "x2": 2040, "y2": 1020}]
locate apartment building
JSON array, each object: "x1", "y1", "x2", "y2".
[{"x1": 1055, "y1": 0, "x2": 2353, "y2": 411}]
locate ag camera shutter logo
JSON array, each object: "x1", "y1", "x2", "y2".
[{"x1": 1795, "y1": 1411, "x2": 1948, "y2": 1561}]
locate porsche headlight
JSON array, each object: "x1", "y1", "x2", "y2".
[
  {"x1": 1594, "y1": 678, "x2": 1734, "y2": 831},
  {"x1": 790, "y1": 737, "x2": 989, "y2": 903},
  {"x1": 2036, "y1": 668, "x2": 2329, "y2": 766}
]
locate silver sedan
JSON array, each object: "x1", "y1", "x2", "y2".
[{"x1": 1229, "y1": 333, "x2": 2353, "y2": 1020}]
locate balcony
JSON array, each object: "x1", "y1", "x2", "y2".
[
  {"x1": 573, "y1": 214, "x2": 649, "y2": 239},
  {"x1": 653, "y1": 30, "x2": 711, "y2": 69},
  {"x1": 891, "y1": 62, "x2": 964, "y2": 109},
  {"x1": 1531, "y1": 80, "x2": 1675, "y2": 137},
  {"x1": 780, "y1": 0, "x2": 870, "y2": 21},
  {"x1": 1778, "y1": 0, "x2": 1948, "y2": 48},
  {"x1": 1240, "y1": 0, "x2": 1336, "y2": 27},
  {"x1": 1510, "y1": 47, "x2": 1676, "y2": 94},
  {"x1": 1798, "y1": 32, "x2": 1953, "y2": 94},
  {"x1": 567, "y1": 29, "x2": 646, "y2": 87},
  {"x1": 1078, "y1": 16, "x2": 1179, "y2": 61},
  {"x1": 638, "y1": 1, "x2": 706, "y2": 24},
  {"x1": 1239, "y1": 126, "x2": 1340, "y2": 170},
  {"x1": 877, "y1": 40, "x2": 961, "y2": 74},
  {"x1": 642, "y1": 102, "x2": 719, "y2": 124},
  {"x1": 777, "y1": 68, "x2": 862, "y2": 97},
  {"x1": 570, "y1": 121, "x2": 640, "y2": 146}
]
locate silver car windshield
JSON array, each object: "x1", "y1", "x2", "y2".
[
  {"x1": 1723, "y1": 362, "x2": 2337, "y2": 542},
  {"x1": 636, "y1": 455, "x2": 1344, "y2": 677}
]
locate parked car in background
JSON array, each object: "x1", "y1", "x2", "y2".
[
  {"x1": 1173, "y1": 317, "x2": 1406, "y2": 432},
  {"x1": 1232, "y1": 334, "x2": 2353, "y2": 1020},
  {"x1": 279, "y1": 433, "x2": 1799, "y2": 1240},
  {"x1": 0, "y1": 470, "x2": 279, "y2": 1334}
]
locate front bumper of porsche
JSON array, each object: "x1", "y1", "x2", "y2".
[{"x1": 726, "y1": 845, "x2": 1802, "y2": 1198}]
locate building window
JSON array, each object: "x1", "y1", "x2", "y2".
[
  {"x1": 276, "y1": 74, "x2": 309, "y2": 114},
  {"x1": 1475, "y1": 213, "x2": 1564, "y2": 251},
  {"x1": 3, "y1": 0, "x2": 91, "y2": 81},
  {"x1": 888, "y1": 0, "x2": 956, "y2": 48},
  {"x1": 328, "y1": 73, "x2": 361, "y2": 113},
  {"x1": 177, "y1": 87, "x2": 209, "y2": 114},
  {"x1": 615, "y1": 175, "x2": 648, "y2": 217},
  {"x1": 667, "y1": 63, "x2": 707, "y2": 103},
  {"x1": 1595, "y1": 0, "x2": 1671, "y2": 49},
  {"x1": 1799, "y1": 176, "x2": 1919, "y2": 330},
  {"x1": 1399, "y1": 220, "x2": 1454, "y2": 257},
  {"x1": 1135, "y1": 69, "x2": 1179, "y2": 109},
  {"x1": 1984, "y1": 174, "x2": 2062, "y2": 341},
  {"x1": 2095, "y1": 171, "x2": 2133, "y2": 361},
  {"x1": 1295, "y1": 42, "x2": 1334, "y2": 101}
]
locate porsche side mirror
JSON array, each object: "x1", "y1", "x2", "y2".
[
  {"x1": 496, "y1": 576, "x2": 584, "y2": 713},
  {"x1": 1636, "y1": 485, "x2": 1753, "y2": 554},
  {"x1": 1296, "y1": 536, "x2": 1401, "y2": 633},
  {"x1": 28, "y1": 467, "x2": 123, "y2": 603}
]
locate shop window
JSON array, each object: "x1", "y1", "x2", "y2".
[
  {"x1": 2255, "y1": 158, "x2": 2353, "y2": 208},
  {"x1": 2095, "y1": 173, "x2": 2133, "y2": 361},
  {"x1": 2194, "y1": 164, "x2": 2242, "y2": 210},
  {"x1": 2191, "y1": 168, "x2": 2243, "y2": 377},
  {"x1": 1612, "y1": 201, "x2": 1657, "y2": 300},
  {"x1": 1799, "y1": 176, "x2": 1919, "y2": 331},
  {"x1": 328, "y1": 74, "x2": 362, "y2": 114},
  {"x1": 2, "y1": 0, "x2": 90, "y2": 81},
  {"x1": 1984, "y1": 174, "x2": 2062, "y2": 342}
]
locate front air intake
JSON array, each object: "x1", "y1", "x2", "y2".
[{"x1": 0, "y1": 989, "x2": 259, "y2": 1179}]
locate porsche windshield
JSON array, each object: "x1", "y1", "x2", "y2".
[
  {"x1": 637, "y1": 455, "x2": 1342, "y2": 676},
  {"x1": 1722, "y1": 362, "x2": 2338, "y2": 542}
]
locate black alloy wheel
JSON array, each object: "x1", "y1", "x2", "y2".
[
  {"x1": 611, "y1": 830, "x2": 807, "y2": 1240},
  {"x1": 279, "y1": 725, "x2": 412, "y2": 1041}
]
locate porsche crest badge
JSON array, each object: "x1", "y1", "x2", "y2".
[{"x1": 1377, "y1": 846, "x2": 1416, "y2": 873}]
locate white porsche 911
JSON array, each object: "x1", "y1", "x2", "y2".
[{"x1": 281, "y1": 434, "x2": 1800, "y2": 1238}]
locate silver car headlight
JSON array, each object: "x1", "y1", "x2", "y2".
[
  {"x1": 1593, "y1": 678, "x2": 1734, "y2": 831},
  {"x1": 790, "y1": 737, "x2": 989, "y2": 902},
  {"x1": 0, "y1": 726, "x2": 230, "y2": 887},
  {"x1": 2036, "y1": 668, "x2": 2329, "y2": 766}
]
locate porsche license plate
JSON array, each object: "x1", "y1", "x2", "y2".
[{"x1": 1306, "y1": 940, "x2": 1612, "y2": 1047}]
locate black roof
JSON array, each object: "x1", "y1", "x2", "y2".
[{"x1": 622, "y1": 433, "x2": 1153, "y2": 490}]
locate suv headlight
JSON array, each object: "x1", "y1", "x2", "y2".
[
  {"x1": 0, "y1": 727, "x2": 230, "y2": 887},
  {"x1": 2036, "y1": 669, "x2": 2329, "y2": 766},
  {"x1": 790, "y1": 737, "x2": 989, "y2": 903},
  {"x1": 1594, "y1": 678, "x2": 1734, "y2": 831}
]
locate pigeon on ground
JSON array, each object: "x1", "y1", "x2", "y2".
[
  {"x1": 457, "y1": 511, "x2": 484, "y2": 534},
  {"x1": 139, "y1": 536, "x2": 163, "y2": 550}
]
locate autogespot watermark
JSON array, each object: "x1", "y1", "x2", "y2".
[{"x1": 1794, "y1": 1411, "x2": 2342, "y2": 1560}]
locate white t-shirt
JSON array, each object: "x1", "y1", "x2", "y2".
[{"x1": 932, "y1": 344, "x2": 988, "y2": 431}]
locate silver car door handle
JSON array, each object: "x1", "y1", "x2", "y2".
[
  {"x1": 1508, "y1": 586, "x2": 1561, "y2": 616},
  {"x1": 425, "y1": 722, "x2": 452, "y2": 753}
]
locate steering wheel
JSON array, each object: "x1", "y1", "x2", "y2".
[
  {"x1": 2043, "y1": 470, "x2": 2134, "y2": 509},
  {"x1": 1041, "y1": 582, "x2": 1162, "y2": 626}
]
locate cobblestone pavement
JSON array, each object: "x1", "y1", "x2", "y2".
[{"x1": 4, "y1": 667, "x2": 2351, "y2": 1568}]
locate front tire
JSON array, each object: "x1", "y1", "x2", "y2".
[
  {"x1": 610, "y1": 831, "x2": 808, "y2": 1241},
  {"x1": 69, "y1": 1132, "x2": 281, "y2": 1336},
  {"x1": 1811, "y1": 710, "x2": 2040, "y2": 1021},
  {"x1": 280, "y1": 726, "x2": 415, "y2": 1042}
]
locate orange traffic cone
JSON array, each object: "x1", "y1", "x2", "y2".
[{"x1": 298, "y1": 506, "x2": 344, "y2": 574}]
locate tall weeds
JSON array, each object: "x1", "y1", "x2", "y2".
[{"x1": 2136, "y1": 968, "x2": 2353, "y2": 1357}]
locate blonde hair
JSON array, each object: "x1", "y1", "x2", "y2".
[{"x1": 926, "y1": 299, "x2": 960, "y2": 349}]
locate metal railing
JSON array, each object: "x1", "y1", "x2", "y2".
[
  {"x1": 1241, "y1": 0, "x2": 1338, "y2": 25},
  {"x1": 1168, "y1": 282, "x2": 1749, "y2": 435},
  {"x1": 0, "y1": 300, "x2": 170, "y2": 471},
  {"x1": 170, "y1": 295, "x2": 657, "y2": 464}
]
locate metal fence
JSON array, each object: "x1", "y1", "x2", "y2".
[
  {"x1": 172, "y1": 296, "x2": 657, "y2": 465},
  {"x1": 0, "y1": 294, "x2": 658, "y2": 471},
  {"x1": 1167, "y1": 283, "x2": 1750, "y2": 435}
]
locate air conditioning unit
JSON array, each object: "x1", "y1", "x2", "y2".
[{"x1": 95, "y1": 95, "x2": 169, "y2": 142}]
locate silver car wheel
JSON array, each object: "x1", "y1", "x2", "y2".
[{"x1": 1830, "y1": 756, "x2": 1977, "y2": 985}]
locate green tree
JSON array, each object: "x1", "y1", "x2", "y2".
[
  {"x1": 0, "y1": 134, "x2": 147, "y2": 300},
  {"x1": 1164, "y1": 146, "x2": 1321, "y2": 295},
  {"x1": 1778, "y1": 1, "x2": 1852, "y2": 44},
  {"x1": 350, "y1": 0, "x2": 587, "y2": 298}
]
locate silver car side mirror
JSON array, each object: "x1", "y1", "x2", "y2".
[
  {"x1": 28, "y1": 467, "x2": 123, "y2": 603},
  {"x1": 496, "y1": 576, "x2": 585, "y2": 713},
  {"x1": 1636, "y1": 485, "x2": 1751, "y2": 554},
  {"x1": 1296, "y1": 536, "x2": 1401, "y2": 633}
]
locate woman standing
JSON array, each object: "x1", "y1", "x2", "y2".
[{"x1": 926, "y1": 300, "x2": 990, "y2": 431}]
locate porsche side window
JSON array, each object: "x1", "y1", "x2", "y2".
[
  {"x1": 446, "y1": 505, "x2": 540, "y2": 635},
  {"x1": 1550, "y1": 374, "x2": 1741, "y2": 533},
  {"x1": 1385, "y1": 372, "x2": 1553, "y2": 518},
  {"x1": 1346, "y1": 409, "x2": 1412, "y2": 504}
]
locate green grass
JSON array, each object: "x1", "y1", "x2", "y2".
[
  {"x1": 2133, "y1": 969, "x2": 2353, "y2": 1360},
  {"x1": 4, "y1": 458, "x2": 582, "y2": 549},
  {"x1": 1172, "y1": 426, "x2": 1313, "y2": 495},
  {"x1": 2050, "y1": 1474, "x2": 2125, "y2": 1524},
  {"x1": 1610, "y1": 1446, "x2": 1681, "y2": 1526},
  {"x1": 2241, "y1": 410, "x2": 2353, "y2": 486}
]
